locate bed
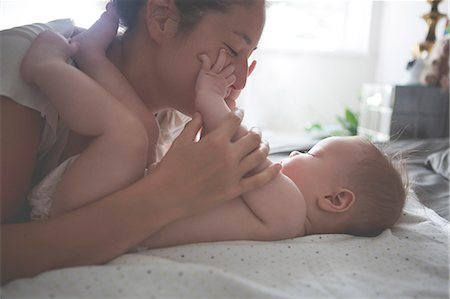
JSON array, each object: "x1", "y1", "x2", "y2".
[{"x1": 3, "y1": 138, "x2": 449, "y2": 298}]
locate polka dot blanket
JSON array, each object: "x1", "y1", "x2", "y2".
[{"x1": 3, "y1": 193, "x2": 448, "y2": 298}]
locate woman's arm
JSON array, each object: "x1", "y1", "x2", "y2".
[
  {"x1": 1, "y1": 102, "x2": 279, "y2": 284},
  {"x1": 1, "y1": 97, "x2": 43, "y2": 223}
]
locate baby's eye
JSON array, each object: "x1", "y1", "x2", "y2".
[{"x1": 224, "y1": 44, "x2": 238, "y2": 57}]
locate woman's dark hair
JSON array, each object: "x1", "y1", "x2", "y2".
[{"x1": 113, "y1": 0, "x2": 262, "y2": 33}]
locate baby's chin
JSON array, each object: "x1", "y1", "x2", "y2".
[
  {"x1": 280, "y1": 153, "x2": 296, "y2": 166},
  {"x1": 279, "y1": 161, "x2": 289, "y2": 174}
]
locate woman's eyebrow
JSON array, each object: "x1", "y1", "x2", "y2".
[{"x1": 233, "y1": 31, "x2": 252, "y2": 45}]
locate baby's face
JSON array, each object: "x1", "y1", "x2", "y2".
[{"x1": 281, "y1": 136, "x2": 363, "y2": 204}]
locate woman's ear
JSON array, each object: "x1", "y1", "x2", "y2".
[
  {"x1": 145, "y1": 0, "x2": 179, "y2": 43},
  {"x1": 317, "y1": 188, "x2": 356, "y2": 213}
]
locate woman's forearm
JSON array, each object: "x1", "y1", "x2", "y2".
[
  {"x1": 1, "y1": 176, "x2": 180, "y2": 285},
  {"x1": 196, "y1": 94, "x2": 302, "y2": 232}
]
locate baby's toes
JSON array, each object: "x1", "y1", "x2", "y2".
[{"x1": 70, "y1": 11, "x2": 118, "y2": 54}]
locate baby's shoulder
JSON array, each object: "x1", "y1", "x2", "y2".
[
  {"x1": 270, "y1": 174, "x2": 307, "y2": 238},
  {"x1": 286, "y1": 187, "x2": 306, "y2": 237}
]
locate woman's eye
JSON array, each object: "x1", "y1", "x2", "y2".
[{"x1": 224, "y1": 44, "x2": 238, "y2": 57}]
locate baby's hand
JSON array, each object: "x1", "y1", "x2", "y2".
[
  {"x1": 225, "y1": 60, "x2": 256, "y2": 110},
  {"x1": 20, "y1": 31, "x2": 79, "y2": 84},
  {"x1": 195, "y1": 49, "x2": 236, "y2": 102}
]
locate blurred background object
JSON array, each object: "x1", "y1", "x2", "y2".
[{"x1": 1, "y1": 0, "x2": 449, "y2": 146}]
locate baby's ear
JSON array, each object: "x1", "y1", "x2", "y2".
[
  {"x1": 145, "y1": 0, "x2": 179, "y2": 43},
  {"x1": 318, "y1": 188, "x2": 355, "y2": 213}
]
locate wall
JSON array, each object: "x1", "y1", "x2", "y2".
[
  {"x1": 241, "y1": 1, "x2": 449, "y2": 136},
  {"x1": 240, "y1": 48, "x2": 378, "y2": 134},
  {"x1": 375, "y1": 0, "x2": 449, "y2": 84}
]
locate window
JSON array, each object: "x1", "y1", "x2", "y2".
[
  {"x1": 260, "y1": 0, "x2": 373, "y2": 53},
  {"x1": 239, "y1": 0, "x2": 377, "y2": 144}
]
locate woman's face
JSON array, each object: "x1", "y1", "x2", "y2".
[{"x1": 156, "y1": 2, "x2": 266, "y2": 115}]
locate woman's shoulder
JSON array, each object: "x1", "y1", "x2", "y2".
[{"x1": 0, "y1": 19, "x2": 75, "y2": 132}]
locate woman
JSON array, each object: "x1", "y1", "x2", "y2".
[{"x1": 0, "y1": 0, "x2": 274, "y2": 284}]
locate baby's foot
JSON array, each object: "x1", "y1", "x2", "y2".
[
  {"x1": 20, "y1": 31, "x2": 79, "y2": 84},
  {"x1": 71, "y1": 2, "x2": 119, "y2": 59}
]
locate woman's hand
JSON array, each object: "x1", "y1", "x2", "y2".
[{"x1": 151, "y1": 111, "x2": 280, "y2": 218}]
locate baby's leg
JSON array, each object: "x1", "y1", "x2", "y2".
[
  {"x1": 69, "y1": 2, "x2": 142, "y2": 112},
  {"x1": 72, "y1": 2, "x2": 158, "y2": 164},
  {"x1": 21, "y1": 31, "x2": 148, "y2": 216},
  {"x1": 71, "y1": 1, "x2": 118, "y2": 59}
]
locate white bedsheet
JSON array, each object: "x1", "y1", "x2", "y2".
[{"x1": 3, "y1": 193, "x2": 449, "y2": 299}]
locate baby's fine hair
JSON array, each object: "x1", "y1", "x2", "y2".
[
  {"x1": 344, "y1": 138, "x2": 408, "y2": 237},
  {"x1": 113, "y1": 0, "x2": 265, "y2": 33}
]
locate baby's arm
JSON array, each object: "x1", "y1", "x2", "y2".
[
  {"x1": 72, "y1": 3, "x2": 158, "y2": 163},
  {"x1": 195, "y1": 50, "x2": 245, "y2": 137},
  {"x1": 195, "y1": 50, "x2": 306, "y2": 237}
]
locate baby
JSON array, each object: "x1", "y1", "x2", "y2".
[
  {"x1": 21, "y1": 5, "x2": 155, "y2": 219},
  {"x1": 140, "y1": 55, "x2": 409, "y2": 245},
  {"x1": 141, "y1": 135, "x2": 407, "y2": 249},
  {"x1": 22, "y1": 5, "x2": 407, "y2": 250}
]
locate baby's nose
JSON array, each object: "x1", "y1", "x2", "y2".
[{"x1": 289, "y1": 151, "x2": 301, "y2": 157}]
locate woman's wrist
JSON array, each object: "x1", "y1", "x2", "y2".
[{"x1": 124, "y1": 174, "x2": 187, "y2": 231}]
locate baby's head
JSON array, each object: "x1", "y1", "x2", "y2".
[{"x1": 282, "y1": 136, "x2": 407, "y2": 237}]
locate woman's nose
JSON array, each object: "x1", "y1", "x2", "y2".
[{"x1": 231, "y1": 59, "x2": 249, "y2": 91}]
